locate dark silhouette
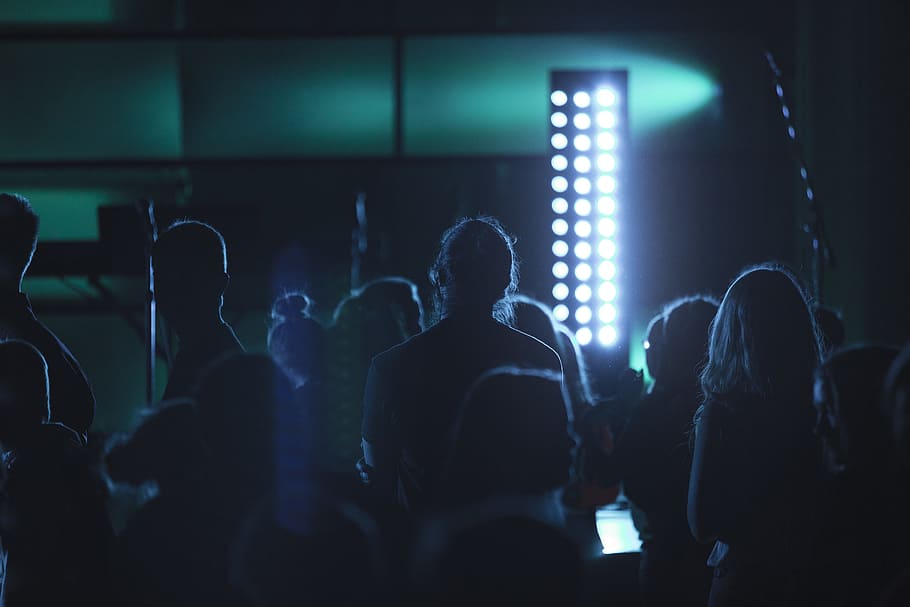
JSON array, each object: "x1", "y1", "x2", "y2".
[
  {"x1": 513, "y1": 294, "x2": 594, "y2": 418},
  {"x1": 113, "y1": 353, "x2": 290, "y2": 606},
  {"x1": 416, "y1": 512, "x2": 584, "y2": 607},
  {"x1": 329, "y1": 277, "x2": 425, "y2": 482},
  {"x1": 0, "y1": 340, "x2": 112, "y2": 605},
  {"x1": 688, "y1": 265, "x2": 823, "y2": 607},
  {"x1": 594, "y1": 295, "x2": 718, "y2": 606},
  {"x1": 0, "y1": 192, "x2": 96, "y2": 438},
  {"x1": 230, "y1": 494, "x2": 382, "y2": 607},
  {"x1": 360, "y1": 217, "x2": 562, "y2": 512},
  {"x1": 153, "y1": 220, "x2": 244, "y2": 400},
  {"x1": 268, "y1": 291, "x2": 327, "y2": 390},
  {"x1": 810, "y1": 345, "x2": 907, "y2": 607},
  {"x1": 443, "y1": 367, "x2": 575, "y2": 506},
  {"x1": 881, "y1": 343, "x2": 910, "y2": 606},
  {"x1": 884, "y1": 343, "x2": 910, "y2": 466}
]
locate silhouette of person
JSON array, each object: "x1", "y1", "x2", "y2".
[
  {"x1": 0, "y1": 193, "x2": 95, "y2": 439},
  {"x1": 443, "y1": 367, "x2": 575, "y2": 507},
  {"x1": 688, "y1": 265, "x2": 823, "y2": 607},
  {"x1": 360, "y1": 217, "x2": 562, "y2": 512},
  {"x1": 153, "y1": 220, "x2": 244, "y2": 400},
  {"x1": 0, "y1": 340, "x2": 112, "y2": 605},
  {"x1": 596, "y1": 295, "x2": 718, "y2": 607},
  {"x1": 112, "y1": 353, "x2": 290, "y2": 607},
  {"x1": 268, "y1": 292, "x2": 327, "y2": 390},
  {"x1": 810, "y1": 345, "x2": 907, "y2": 607}
]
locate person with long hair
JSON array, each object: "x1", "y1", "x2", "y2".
[
  {"x1": 687, "y1": 265, "x2": 823, "y2": 606},
  {"x1": 360, "y1": 217, "x2": 562, "y2": 512}
]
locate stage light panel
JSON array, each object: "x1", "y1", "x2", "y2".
[{"x1": 550, "y1": 70, "x2": 626, "y2": 349}]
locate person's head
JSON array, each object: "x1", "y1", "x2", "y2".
[
  {"x1": 331, "y1": 276, "x2": 424, "y2": 359},
  {"x1": 658, "y1": 295, "x2": 720, "y2": 388},
  {"x1": 0, "y1": 193, "x2": 39, "y2": 289},
  {"x1": 643, "y1": 313, "x2": 665, "y2": 382},
  {"x1": 268, "y1": 292, "x2": 327, "y2": 388},
  {"x1": 884, "y1": 343, "x2": 910, "y2": 467},
  {"x1": 814, "y1": 345, "x2": 899, "y2": 476},
  {"x1": 0, "y1": 340, "x2": 50, "y2": 447},
  {"x1": 701, "y1": 264, "x2": 821, "y2": 406},
  {"x1": 195, "y1": 353, "x2": 293, "y2": 495},
  {"x1": 153, "y1": 220, "x2": 229, "y2": 332},
  {"x1": 429, "y1": 217, "x2": 518, "y2": 324},
  {"x1": 354, "y1": 276, "x2": 424, "y2": 337},
  {"x1": 446, "y1": 367, "x2": 575, "y2": 502}
]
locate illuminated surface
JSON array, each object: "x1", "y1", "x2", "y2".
[
  {"x1": 596, "y1": 507, "x2": 642, "y2": 554},
  {"x1": 550, "y1": 72, "x2": 625, "y2": 347}
]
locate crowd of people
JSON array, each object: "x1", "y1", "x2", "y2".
[{"x1": 0, "y1": 190, "x2": 908, "y2": 606}]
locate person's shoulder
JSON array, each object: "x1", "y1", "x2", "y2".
[
  {"x1": 494, "y1": 322, "x2": 562, "y2": 370},
  {"x1": 371, "y1": 321, "x2": 445, "y2": 368}
]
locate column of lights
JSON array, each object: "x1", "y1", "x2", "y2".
[{"x1": 549, "y1": 72, "x2": 625, "y2": 347}]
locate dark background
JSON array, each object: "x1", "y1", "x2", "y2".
[{"x1": 0, "y1": 0, "x2": 907, "y2": 430}]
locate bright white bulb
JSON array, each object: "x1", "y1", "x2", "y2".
[
  {"x1": 551, "y1": 112, "x2": 568, "y2": 128},
  {"x1": 598, "y1": 325, "x2": 618, "y2": 345},
  {"x1": 574, "y1": 156, "x2": 592, "y2": 173},
  {"x1": 553, "y1": 304, "x2": 570, "y2": 322},
  {"x1": 573, "y1": 135, "x2": 591, "y2": 152},
  {"x1": 552, "y1": 240, "x2": 569, "y2": 257},
  {"x1": 552, "y1": 261, "x2": 569, "y2": 279},
  {"x1": 551, "y1": 90, "x2": 568, "y2": 107},
  {"x1": 597, "y1": 218, "x2": 616, "y2": 237},
  {"x1": 552, "y1": 176, "x2": 568, "y2": 193},
  {"x1": 596, "y1": 111, "x2": 616, "y2": 128},
  {"x1": 573, "y1": 113, "x2": 591, "y2": 130},
  {"x1": 552, "y1": 218, "x2": 569, "y2": 236},
  {"x1": 575, "y1": 263, "x2": 592, "y2": 281},
  {"x1": 574, "y1": 178, "x2": 591, "y2": 195},
  {"x1": 551, "y1": 133, "x2": 568, "y2": 149},
  {"x1": 597, "y1": 154, "x2": 616, "y2": 172},
  {"x1": 598, "y1": 303, "x2": 617, "y2": 323},
  {"x1": 574, "y1": 220, "x2": 592, "y2": 238},
  {"x1": 597, "y1": 239, "x2": 616, "y2": 259},
  {"x1": 597, "y1": 196, "x2": 616, "y2": 215},
  {"x1": 575, "y1": 284, "x2": 593, "y2": 303},
  {"x1": 553, "y1": 283, "x2": 569, "y2": 301},
  {"x1": 597, "y1": 132, "x2": 617, "y2": 150},
  {"x1": 598, "y1": 261, "x2": 616, "y2": 280},
  {"x1": 552, "y1": 197, "x2": 568, "y2": 214},
  {"x1": 575, "y1": 305, "x2": 593, "y2": 324},
  {"x1": 596, "y1": 88, "x2": 617, "y2": 107},
  {"x1": 598, "y1": 282, "x2": 617, "y2": 302},
  {"x1": 576, "y1": 327, "x2": 593, "y2": 346},
  {"x1": 574, "y1": 198, "x2": 592, "y2": 216},
  {"x1": 574, "y1": 241, "x2": 592, "y2": 259},
  {"x1": 597, "y1": 175, "x2": 616, "y2": 194},
  {"x1": 551, "y1": 155, "x2": 568, "y2": 171},
  {"x1": 573, "y1": 91, "x2": 591, "y2": 108}
]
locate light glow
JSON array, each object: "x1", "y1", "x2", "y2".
[
  {"x1": 551, "y1": 112, "x2": 568, "y2": 128},
  {"x1": 551, "y1": 90, "x2": 568, "y2": 106},
  {"x1": 552, "y1": 218, "x2": 568, "y2": 235},
  {"x1": 552, "y1": 197, "x2": 568, "y2": 214},
  {"x1": 576, "y1": 327, "x2": 593, "y2": 346}
]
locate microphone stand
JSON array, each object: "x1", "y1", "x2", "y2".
[
  {"x1": 138, "y1": 199, "x2": 159, "y2": 404},
  {"x1": 765, "y1": 51, "x2": 836, "y2": 303}
]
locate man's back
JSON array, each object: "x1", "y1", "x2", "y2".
[{"x1": 362, "y1": 314, "x2": 562, "y2": 510}]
